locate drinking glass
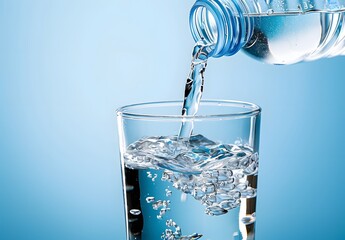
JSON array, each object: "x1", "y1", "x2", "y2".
[{"x1": 116, "y1": 100, "x2": 261, "y2": 240}]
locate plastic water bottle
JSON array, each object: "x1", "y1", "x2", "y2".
[{"x1": 189, "y1": 0, "x2": 345, "y2": 64}]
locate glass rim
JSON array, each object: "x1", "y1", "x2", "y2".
[{"x1": 116, "y1": 99, "x2": 261, "y2": 120}]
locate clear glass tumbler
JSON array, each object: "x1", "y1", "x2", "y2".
[{"x1": 116, "y1": 100, "x2": 261, "y2": 240}]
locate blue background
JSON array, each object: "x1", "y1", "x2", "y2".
[{"x1": 1, "y1": 0, "x2": 345, "y2": 239}]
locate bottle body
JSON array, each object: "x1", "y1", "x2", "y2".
[
  {"x1": 243, "y1": 12, "x2": 345, "y2": 64},
  {"x1": 190, "y1": 0, "x2": 345, "y2": 64}
]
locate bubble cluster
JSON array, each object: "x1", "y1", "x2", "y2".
[
  {"x1": 124, "y1": 134, "x2": 259, "y2": 217},
  {"x1": 149, "y1": 199, "x2": 171, "y2": 219},
  {"x1": 145, "y1": 188, "x2": 201, "y2": 239},
  {"x1": 123, "y1": 135, "x2": 259, "y2": 219},
  {"x1": 161, "y1": 219, "x2": 203, "y2": 240},
  {"x1": 162, "y1": 166, "x2": 257, "y2": 216}
]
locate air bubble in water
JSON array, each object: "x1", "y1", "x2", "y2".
[
  {"x1": 233, "y1": 231, "x2": 240, "y2": 240},
  {"x1": 152, "y1": 200, "x2": 163, "y2": 210},
  {"x1": 175, "y1": 225, "x2": 182, "y2": 236},
  {"x1": 146, "y1": 196, "x2": 155, "y2": 203},
  {"x1": 165, "y1": 229, "x2": 173, "y2": 236},
  {"x1": 181, "y1": 192, "x2": 187, "y2": 202},
  {"x1": 235, "y1": 173, "x2": 244, "y2": 179},
  {"x1": 220, "y1": 200, "x2": 237, "y2": 210},
  {"x1": 166, "y1": 219, "x2": 175, "y2": 227},
  {"x1": 163, "y1": 200, "x2": 171, "y2": 208},
  {"x1": 160, "y1": 208, "x2": 169, "y2": 215},
  {"x1": 183, "y1": 233, "x2": 203, "y2": 239},
  {"x1": 165, "y1": 189, "x2": 172, "y2": 197},
  {"x1": 241, "y1": 188, "x2": 257, "y2": 198},
  {"x1": 129, "y1": 209, "x2": 141, "y2": 215},
  {"x1": 161, "y1": 171, "x2": 171, "y2": 181},
  {"x1": 241, "y1": 213, "x2": 256, "y2": 225},
  {"x1": 151, "y1": 173, "x2": 158, "y2": 181},
  {"x1": 232, "y1": 191, "x2": 241, "y2": 199},
  {"x1": 201, "y1": 183, "x2": 215, "y2": 193},
  {"x1": 205, "y1": 206, "x2": 228, "y2": 216},
  {"x1": 192, "y1": 187, "x2": 205, "y2": 200},
  {"x1": 236, "y1": 183, "x2": 247, "y2": 191}
]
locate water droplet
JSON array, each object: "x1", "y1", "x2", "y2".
[
  {"x1": 267, "y1": 9, "x2": 274, "y2": 15},
  {"x1": 234, "y1": 139, "x2": 243, "y2": 146},
  {"x1": 129, "y1": 209, "x2": 141, "y2": 215}
]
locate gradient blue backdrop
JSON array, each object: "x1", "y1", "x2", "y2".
[{"x1": 1, "y1": 0, "x2": 345, "y2": 239}]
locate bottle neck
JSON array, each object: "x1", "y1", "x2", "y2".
[{"x1": 189, "y1": 0, "x2": 254, "y2": 58}]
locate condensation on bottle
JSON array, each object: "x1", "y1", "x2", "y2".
[{"x1": 189, "y1": 0, "x2": 345, "y2": 64}]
